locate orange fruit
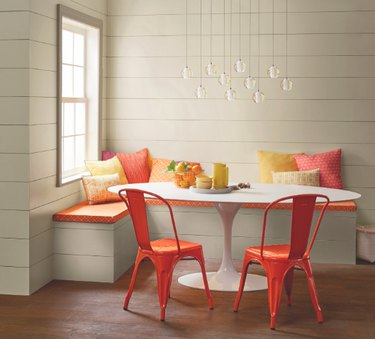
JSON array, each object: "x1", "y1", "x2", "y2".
[{"x1": 192, "y1": 164, "x2": 202, "y2": 175}]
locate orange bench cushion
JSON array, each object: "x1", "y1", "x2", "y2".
[{"x1": 53, "y1": 201, "x2": 129, "y2": 224}]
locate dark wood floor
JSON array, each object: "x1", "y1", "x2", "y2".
[{"x1": 0, "y1": 259, "x2": 374, "y2": 338}]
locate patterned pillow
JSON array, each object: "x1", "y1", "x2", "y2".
[
  {"x1": 117, "y1": 148, "x2": 150, "y2": 183},
  {"x1": 82, "y1": 173, "x2": 121, "y2": 205},
  {"x1": 85, "y1": 156, "x2": 128, "y2": 184},
  {"x1": 257, "y1": 150, "x2": 299, "y2": 183},
  {"x1": 272, "y1": 169, "x2": 320, "y2": 186},
  {"x1": 149, "y1": 158, "x2": 174, "y2": 182},
  {"x1": 294, "y1": 149, "x2": 343, "y2": 188}
]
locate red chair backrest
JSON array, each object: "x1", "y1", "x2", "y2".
[
  {"x1": 118, "y1": 188, "x2": 181, "y2": 254},
  {"x1": 261, "y1": 194, "x2": 330, "y2": 260}
]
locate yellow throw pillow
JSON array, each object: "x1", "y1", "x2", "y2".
[
  {"x1": 257, "y1": 150, "x2": 299, "y2": 183},
  {"x1": 272, "y1": 169, "x2": 320, "y2": 186},
  {"x1": 85, "y1": 156, "x2": 128, "y2": 184},
  {"x1": 82, "y1": 173, "x2": 121, "y2": 205}
]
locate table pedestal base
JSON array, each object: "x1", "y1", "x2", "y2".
[{"x1": 178, "y1": 271, "x2": 267, "y2": 292}]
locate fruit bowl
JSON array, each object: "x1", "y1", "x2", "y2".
[{"x1": 166, "y1": 160, "x2": 203, "y2": 189}]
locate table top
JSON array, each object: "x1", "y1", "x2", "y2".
[{"x1": 108, "y1": 182, "x2": 361, "y2": 204}]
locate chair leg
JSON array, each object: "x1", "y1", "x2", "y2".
[
  {"x1": 267, "y1": 267, "x2": 285, "y2": 330},
  {"x1": 194, "y1": 250, "x2": 214, "y2": 310},
  {"x1": 302, "y1": 260, "x2": 323, "y2": 323},
  {"x1": 284, "y1": 267, "x2": 294, "y2": 306},
  {"x1": 123, "y1": 250, "x2": 144, "y2": 310},
  {"x1": 155, "y1": 256, "x2": 174, "y2": 321},
  {"x1": 233, "y1": 255, "x2": 251, "y2": 312}
]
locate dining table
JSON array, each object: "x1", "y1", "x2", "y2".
[{"x1": 109, "y1": 182, "x2": 361, "y2": 292}]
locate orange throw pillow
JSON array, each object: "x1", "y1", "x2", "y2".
[
  {"x1": 82, "y1": 173, "x2": 121, "y2": 205},
  {"x1": 149, "y1": 158, "x2": 174, "y2": 182},
  {"x1": 117, "y1": 148, "x2": 150, "y2": 183}
]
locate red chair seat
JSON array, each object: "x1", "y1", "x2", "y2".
[
  {"x1": 151, "y1": 238, "x2": 202, "y2": 254},
  {"x1": 246, "y1": 244, "x2": 308, "y2": 261}
]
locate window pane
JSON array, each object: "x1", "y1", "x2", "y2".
[
  {"x1": 63, "y1": 137, "x2": 74, "y2": 172},
  {"x1": 75, "y1": 135, "x2": 85, "y2": 168},
  {"x1": 73, "y1": 66, "x2": 84, "y2": 97},
  {"x1": 62, "y1": 30, "x2": 73, "y2": 64},
  {"x1": 62, "y1": 64, "x2": 73, "y2": 97},
  {"x1": 63, "y1": 103, "x2": 75, "y2": 136},
  {"x1": 74, "y1": 33, "x2": 84, "y2": 66},
  {"x1": 75, "y1": 103, "x2": 85, "y2": 134}
]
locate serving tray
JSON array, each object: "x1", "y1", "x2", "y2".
[{"x1": 189, "y1": 186, "x2": 233, "y2": 194}]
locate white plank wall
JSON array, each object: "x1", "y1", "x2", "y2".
[
  {"x1": 0, "y1": 0, "x2": 107, "y2": 295},
  {"x1": 106, "y1": 0, "x2": 375, "y2": 226}
]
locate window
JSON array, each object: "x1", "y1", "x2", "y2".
[{"x1": 57, "y1": 5, "x2": 102, "y2": 186}]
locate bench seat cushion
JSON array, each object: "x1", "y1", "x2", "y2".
[{"x1": 53, "y1": 201, "x2": 129, "y2": 224}]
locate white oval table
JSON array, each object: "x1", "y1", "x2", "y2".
[{"x1": 109, "y1": 182, "x2": 361, "y2": 292}]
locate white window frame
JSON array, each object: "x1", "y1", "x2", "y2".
[{"x1": 57, "y1": 5, "x2": 103, "y2": 186}]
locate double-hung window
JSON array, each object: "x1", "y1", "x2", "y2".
[{"x1": 57, "y1": 5, "x2": 102, "y2": 186}]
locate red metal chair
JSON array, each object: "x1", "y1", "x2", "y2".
[
  {"x1": 118, "y1": 188, "x2": 214, "y2": 321},
  {"x1": 234, "y1": 194, "x2": 330, "y2": 329}
]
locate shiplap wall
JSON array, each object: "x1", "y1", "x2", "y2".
[
  {"x1": 106, "y1": 0, "x2": 375, "y2": 226},
  {"x1": 0, "y1": 0, "x2": 107, "y2": 295}
]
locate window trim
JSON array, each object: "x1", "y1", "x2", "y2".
[{"x1": 57, "y1": 5, "x2": 103, "y2": 187}]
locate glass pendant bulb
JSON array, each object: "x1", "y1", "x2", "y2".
[
  {"x1": 218, "y1": 72, "x2": 230, "y2": 86},
  {"x1": 253, "y1": 90, "x2": 265, "y2": 103},
  {"x1": 205, "y1": 62, "x2": 217, "y2": 76},
  {"x1": 195, "y1": 84, "x2": 207, "y2": 99},
  {"x1": 280, "y1": 77, "x2": 293, "y2": 91},
  {"x1": 244, "y1": 76, "x2": 256, "y2": 90},
  {"x1": 225, "y1": 87, "x2": 236, "y2": 101},
  {"x1": 181, "y1": 66, "x2": 193, "y2": 79},
  {"x1": 234, "y1": 58, "x2": 246, "y2": 73},
  {"x1": 268, "y1": 64, "x2": 280, "y2": 79}
]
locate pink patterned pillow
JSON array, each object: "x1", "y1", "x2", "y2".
[
  {"x1": 294, "y1": 149, "x2": 343, "y2": 189},
  {"x1": 102, "y1": 150, "x2": 116, "y2": 161}
]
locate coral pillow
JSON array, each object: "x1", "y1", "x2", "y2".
[
  {"x1": 272, "y1": 169, "x2": 320, "y2": 187},
  {"x1": 257, "y1": 151, "x2": 299, "y2": 183},
  {"x1": 85, "y1": 156, "x2": 128, "y2": 184},
  {"x1": 82, "y1": 173, "x2": 121, "y2": 205},
  {"x1": 117, "y1": 148, "x2": 150, "y2": 183},
  {"x1": 294, "y1": 149, "x2": 343, "y2": 189},
  {"x1": 149, "y1": 158, "x2": 174, "y2": 182}
]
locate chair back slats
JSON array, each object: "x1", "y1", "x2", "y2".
[
  {"x1": 288, "y1": 195, "x2": 317, "y2": 259},
  {"x1": 120, "y1": 189, "x2": 153, "y2": 251}
]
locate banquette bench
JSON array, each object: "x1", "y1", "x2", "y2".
[{"x1": 53, "y1": 199, "x2": 357, "y2": 283}]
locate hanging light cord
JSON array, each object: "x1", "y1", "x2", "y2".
[
  {"x1": 257, "y1": 0, "x2": 260, "y2": 90},
  {"x1": 185, "y1": 0, "x2": 188, "y2": 67},
  {"x1": 285, "y1": 0, "x2": 288, "y2": 78},
  {"x1": 248, "y1": 0, "x2": 251, "y2": 76},
  {"x1": 229, "y1": 0, "x2": 232, "y2": 81},
  {"x1": 200, "y1": 0, "x2": 203, "y2": 85},
  {"x1": 239, "y1": 0, "x2": 242, "y2": 59},
  {"x1": 272, "y1": 0, "x2": 275, "y2": 66},
  {"x1": 223, "y1": 0, "x2": 226, "y2": 72},
  {"x1": 210, "y1": 0, "x2": 213, "y2": 63}
]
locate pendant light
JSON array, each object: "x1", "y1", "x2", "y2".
[
  {"x1": 225, "y1": 0, "x2": 236, "y2": 100},
  {"x1": 268, "y1": 0, "x2": 280, "y2": 79},
  {"x1": 281, "y1": 0, "x2": 293, "y2": 91},
  {"x1": 253, "y1": 0, "x2": 264, "y2": 103},
  {"x1": 234, "y1": 0, "x2": 246, "y2": 73},
  {"x1": 181, "y1": 0, "x2": 192, "y2": 79},
  {"x1": 244, "y1": 0, "x2": 256, "y2": 90},
  {"x1": 195, "y1": 0, "x2": 207, "y2": 98},
  {"x1": 206, "y1": 0, "x2": 217, "y2": 76},
  {"x1": 219, "y1": 0, "x2": 230, "y2": 86}
]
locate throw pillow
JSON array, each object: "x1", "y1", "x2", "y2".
[
  {"x1": 149, "y1": 158, "x2": 174, "y2": 182},
  {"x1": 82, "y1": 173, "x2": 121, "y2": 205},
  {"x1": 257, "y1": 150, "x2": 299, "y2": 183},
  {"x1": 85, "y1": 156, "x2": 128, "y2": 184},
  {"x1": 117, "y1": 148, "x2": 150, "y2": 183},
  {"x1": 294, "y1": 149, "x2": 343, "y2": 189},
  {"x1": 272, "y1": 169, "x2": 320, "y2": 186}
]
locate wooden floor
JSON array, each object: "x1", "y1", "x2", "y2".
[{"x1": 0, "y1": 259, "x2": 374, "y2": 338}]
